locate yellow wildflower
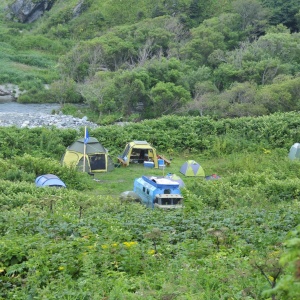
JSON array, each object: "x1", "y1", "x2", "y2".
[
  {"x1": 58, "y1": 266, "x2": 65, "y2": 271},
  {"x1": 123, "y1": 241, "x2": 138, "y2": 248},
  {"x1": 269, "y1": 250, "x2": 280, "y2": 257},
  {"x1": 148, "y1": 249, "x2": 155, "y2": 255}
]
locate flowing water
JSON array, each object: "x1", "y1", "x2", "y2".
[{"x1": 0, "y1": 97, "x2": 60, "y2": 114}]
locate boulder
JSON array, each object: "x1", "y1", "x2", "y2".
[
  {"x1": 0, "y1": 88, "x2": 11, "y2": 96},
  {"x1": 0, "y1": 87, "x2": 16, "y2": 100},
  {"x1": 8, "y1": 0, "x2": 55, "y2": 23}
]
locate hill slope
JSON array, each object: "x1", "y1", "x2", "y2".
[{"x1": 1, "y1": 0, "x2": 300, "y2": 123}]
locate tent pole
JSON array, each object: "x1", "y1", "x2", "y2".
[{"x1": 83, "y1": 126, "x2": 86, "y2": 172}]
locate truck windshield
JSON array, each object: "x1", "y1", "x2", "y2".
[{"x1": 156, "y1": 198, "x2": 182, "y2": 205}]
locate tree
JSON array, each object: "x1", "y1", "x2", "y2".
[
  {"x1": 78, "y1": 78, "x2": 107, "y2": 116},
  {"x1": 223, "y1": 81, "x2": 257, "y2": 105},
  {"x1": 232, "y1": 0, "x2": 269, "y2": 38},
  {"x1": 188, "y1": 0, "x2": 234, "y2": 25},
  {"x1": 182, "y1": 66, "x2": 213, "y2": 95},
  {"x1": 181, "y1": 81, "x2": 218, "y2": 116},
  {"x1": 49, "y1": 78, "x2": 82, "y2": 106},
  {"x1": 59, "y1": 44, "x2": 90, "y2": 82},
  {"x1": 180, "y1": 13, "x2": 242, "y2": 65},
  {"x1": 213, "y1": 81, "x2": 267, "y2": 117},
  {"x1": 114, "y1": 70, "x2": 150, "y2": 116},
  {"x1": 149, "y1": 82, "x2": 191, "y2": 117},
  {"x1": 257, "y1": 32, "x2": 300, "y2": 65},
  {"x1": 145, "y1": 57, "x2": 189, "y2": 88},
  {"x1": 180, "y1": 26, "x2": 225, "y2": 64},
  {"x1": 257, "y1": 80, "x2": 298, "y2": 113},
  {"x1": 213, "y1": 63, "x2": 243, "y2": 90},
  {"x1": 262, "y1": 0, "x2": 300, "y2": 32}
]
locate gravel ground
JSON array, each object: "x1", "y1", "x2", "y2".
[{"x1": 0, "y1": 112, "x2": 99, "y2": 129}]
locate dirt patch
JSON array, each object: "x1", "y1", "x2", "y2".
[{"x1": 94, "y1": 179, "x2": 126, "y2": 183}]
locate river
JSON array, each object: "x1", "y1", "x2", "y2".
[
  {"x1": 0, "y1": 97, "x2": 61, "y2": 114},
  {"x1": 0, "y1": 98, "x2": 98, "y2": 129}
]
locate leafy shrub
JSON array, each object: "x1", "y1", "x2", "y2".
[
  {"x1": 12, "y1": 54, "x2": 53, "y2": 68},
  {"x1": 12, "y1": 35, "x2": 66, "y2": 54},
  {"x1": 4, "y1": 169, "x2": 35, "y2": 182},
  {"x1": 17, "y1": 93, "x2": 31, "y2": 103},
  {"x1": 271, "y1": 225, "x2": 300, "y2": 299},
  {"x1": 262, "y1": 178, "x2": 300, "y2": 203}
]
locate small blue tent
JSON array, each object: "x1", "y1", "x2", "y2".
[{"x1": 35, "y1": 174, "x2": 66, "y2": 188}]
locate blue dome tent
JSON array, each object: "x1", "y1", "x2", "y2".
[{"x1": 35, "y1": 174, "x2": 66, "y2": 188}]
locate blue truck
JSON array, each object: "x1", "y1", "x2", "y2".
[{"x1": 133, "y1": 175, "x2": 183, "y2": 209}]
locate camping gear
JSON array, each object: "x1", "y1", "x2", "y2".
[
  {"x1": 35, "y1": 174, "x2": 66, "y2": 188},
  {"x1": 157, "y1": 154, "x2": 171, "y2": 166},
  {"x1": 158, "y1": 158, "x2": 165, "y2": 170},
  {"x1": 144, "y1": 161, "x2": 154, "y2": 168},
  {"x1": 180, "y1": 160, "x2": 205, "y2": 177},
  {"x1": 158, "y1": 159, "x2": 164, "y2": 166},
  {"x1": 118, "y1": 141, "x2": 159, "y2": 168},
  {"x1": 61, "y1": 137, "x2": 114, "y2": 173},
  {"x1": 288, "y1": 143, "x2": 300, "y2": 160},
  {"x1": 205, "y1": 174, "x2": 221, "y2": 180},
  {"x1": 166, "y1": 173, "x2": 185, "y2": 188}
]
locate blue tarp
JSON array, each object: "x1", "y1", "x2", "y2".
[{"x1": 35, "y1": 174, "x2": 66, "y2": 188}]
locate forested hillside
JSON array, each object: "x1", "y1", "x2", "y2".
[{"x1": 1, "y1": 0, "x2": 300, "y2": 122}]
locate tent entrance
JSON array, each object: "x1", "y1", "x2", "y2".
[
  {"x1": 89, "y1": 154, "x2": 106, "y2": 171},
  {"x1": 129, "y1": 149, "x2": 155, "y2": 164}
]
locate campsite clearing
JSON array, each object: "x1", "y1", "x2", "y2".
[{"x1": 89, "y1": 154, "x2": 215, "y2": 197}]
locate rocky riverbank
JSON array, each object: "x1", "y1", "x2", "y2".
[{"x1": 0, "y1": 112, "x2": 99, "y2": 129}]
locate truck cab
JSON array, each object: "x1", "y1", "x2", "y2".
[
  {"x1": 134, "y1": 176, "x2": 183, "y2": 209},
  {"x1": 154, "y1": 194, "x2": 183, "y2": 209}
]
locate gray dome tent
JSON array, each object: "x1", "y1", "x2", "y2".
[
  {"x1": 165, "y1": 173, "x2": 185, "y2": 188},
  {"x1": 35, "y1": 174, "x2": 66, "y2": 188},
  {"x1": 288, "y1": 143, "x2": 300, "y2": 160},
  {"x1": 61, "y1": 137, "x2": 114, "y2": 173}
]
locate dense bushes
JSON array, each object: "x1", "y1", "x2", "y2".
[
  {"x1": 88, "y1": 112, "x2": 300, "y2": 155},
  {"x1": 0, "y1": 127, "x2": 77, "y2": 159},
  {"x1": 0, "y1": 111, "x2": 299, "y2": 159},
  {"x1": 1, "y1": 190, "x2": 299, "y2": 298}
]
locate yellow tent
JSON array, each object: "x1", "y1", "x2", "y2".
[
  {"x1": 61, "y1": 137, "x2": 114, "y2": 173},
  {"x1": 118, "y1": 141, "x2": 158, "y2": 168}
]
